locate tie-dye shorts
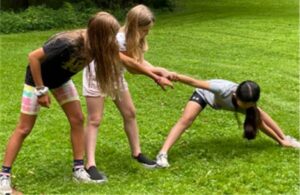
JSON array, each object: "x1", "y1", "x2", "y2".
[{"x1": 21, "y1": 80, "x2": 79, "y2": 115}]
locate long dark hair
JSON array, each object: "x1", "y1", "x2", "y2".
[{"x1": 233, "y1": 80, "x2": 261, "y2": 140}]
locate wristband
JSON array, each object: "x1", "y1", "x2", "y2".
[{"x1": 35, "y1": 86, "x2": 49, "y2": 97}]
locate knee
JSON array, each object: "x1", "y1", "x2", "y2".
[
  {"x1": 69, "y1": 112, "x2": 85, "y2": 127},
  {"x1": 87, "y1": 114, "x2": 103, "y2": 128},
  {"x1": 15, "y1": 124, "x2": 33, "y2": 138},
  {"x1": 122, "y1": 107, "x2": 136, "y2": 121},
  {"x1": 180, "y1": 116, "x2": 195, "y2": 128}
]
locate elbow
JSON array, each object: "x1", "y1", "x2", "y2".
[
  {"x1": 258, "y1": 121, "x2": 266, "y2": 130},
  {"x1": 28, "y1": 52, "x2": 36, "y2": 65},
  {"x1": 27, "y1": 48, "x2": 44, "y2": 66},
  {"x1": 28, "y1": 52, "x2": 33, "y2": 62},
  {"x1": 119, "y1": 53, "x2": 130, "y2": 65}
]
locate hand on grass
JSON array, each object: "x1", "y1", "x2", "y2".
[
  {"x1": 282, "y1": 136, "x2": 300, "y2": 148},
  {"x1": 280, "y1": 139, "x2": 300, "y2": 148}
]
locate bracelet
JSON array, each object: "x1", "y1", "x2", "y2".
[{"x1": 35, "y1": 86, "x2": 49, "y2": 97}]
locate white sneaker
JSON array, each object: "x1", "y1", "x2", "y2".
[
  {"x1": 156, "y1": 153, "x2": 170, "y2": 168},
  {"x1": 73, "y1": 167, "x2": 92, "y2": 183},
  {"x1": 0, "y1": 174, "x2": 12, "y2": 195}
]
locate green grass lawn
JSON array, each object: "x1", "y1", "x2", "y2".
[{"x1": 0, "y1": 0, "x2": 299, "y2": 194}]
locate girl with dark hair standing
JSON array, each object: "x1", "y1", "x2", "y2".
[
  {"x1": 156, "y1": 74, "x2": 300, "y2": 168},
  {"x1": 0, "y1": 12, "x2": 172, "y2": 194}
]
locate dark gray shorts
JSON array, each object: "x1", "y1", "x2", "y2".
[{"x1": 189, "y1": 91, "x2": 207, "y2": 109}]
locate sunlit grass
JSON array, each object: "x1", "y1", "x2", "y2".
[{"x1": 0, "y1": 0, "x2": 299, "y2": 194}]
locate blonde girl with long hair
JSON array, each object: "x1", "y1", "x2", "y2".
[
  {"x1": 83, "y1": 4, "x2": 176, "y2": 182},
  {"x1": 0, "y1": 12, "x2": 171, "y2": 194}
]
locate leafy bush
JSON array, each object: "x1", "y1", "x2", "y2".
[
  {"x1": 0, "y1": 3, "x2": 99, "y2": 34},
  {"x1": 91, "y1": 0, "x2": 175, "y2": 10},
  {"x1": 0, "y1": 0, "x2": 175, "y2": 34},
  {"x1": 151, "y1": 0, "x2": 175, "y2": 10}
]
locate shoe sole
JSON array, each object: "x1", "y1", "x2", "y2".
[
  {"x1": 73, "y1": 177, "x2": 107, "y2": 184},
  {"x1": 141, "y1": 163, "x2": 158, "y2": 169},
  {"x1": 156, "y1": 165, "x2": 170, "y2": 168},
  {"x1": 91, "y1": 179, "x2": 107, "y2": 184},
  {"x1": 155, "y1": 163, "x2": 170, "y2": 168},
  {"x1": 73, "y1": 177, "x2": 92, "y2": 183}
]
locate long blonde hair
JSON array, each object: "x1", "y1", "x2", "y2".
[
  {"x1": 121, "y1": 4, "x2": 155, "y2": 62},
  {"x1": 85, "y1": 12, "x2": 122, "y2": 97}
]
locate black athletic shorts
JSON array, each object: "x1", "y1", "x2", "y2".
[{"x1": 189, "y1": 91, "x2": 207, "y2": 109}]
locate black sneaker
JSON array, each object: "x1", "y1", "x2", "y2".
[
  {"x1": 133, "y1": 153, "x2": 157, "y2": 168},
  {"x1": 86, "y1": 166, "x2": 107, "y2": 183}
]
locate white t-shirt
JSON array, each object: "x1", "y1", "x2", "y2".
[{"x1": 116, "y1": 32, "x2": 126, "y2": 52}]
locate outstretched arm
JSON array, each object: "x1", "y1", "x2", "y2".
[
  {"x1": 142, "y1": 60, "x2": 177, "y2": 80},
  {"x1": 124, "y1": 59, "x2": 177, "y2": 80},
  {"x1": 119, "y1": 52, "x2": 173, "y2": 90},
  {"x1": 258, "y1": 107, "x2": 294, "y2": 147},
  {"x1": 175, "y1": 74, "x2": 210, "y2": 90}
]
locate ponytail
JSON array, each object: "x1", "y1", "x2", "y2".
[
  {"x1": 234, "y1": 80, "x2": 262, "y2": 140},
  {"x1": 243, "y1": 107, "x2": 261, "y2": 140}
]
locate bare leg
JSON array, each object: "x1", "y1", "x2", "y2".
[
  {"x1": 3, "y1": 113, "x2": 37, "y2": 167},
  {"x1": 84, "y1": 96, "x2": 105, "y2": 168},
  {"x1": 114, "y1": 90, "x2": 141, "y2": 156},
  {"x1": 61, "y1": 101, "x2": 85, "y2": 160},
  {"x1": 160, "y1": 101, "x2": 203, "y2": 153}
]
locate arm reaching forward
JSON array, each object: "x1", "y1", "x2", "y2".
[{"x1": 119, "y1": 52, "x2": 173, "y2": 90}]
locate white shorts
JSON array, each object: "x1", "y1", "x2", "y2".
[{"x1": 82, "y1": 62, "x2": 128, "y2": 97}]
